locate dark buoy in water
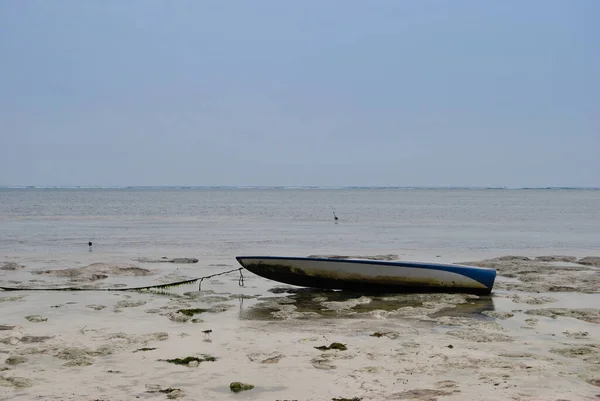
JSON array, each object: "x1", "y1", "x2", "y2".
[
  {"x1": 88, "y1": 241, "x2": 93, "y2": 252},
  {"x1": 333, "y1": 212, "x2": 338, "y2": 222}
]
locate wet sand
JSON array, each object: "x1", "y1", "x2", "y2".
[{"x1": 1, "y1": 254, "x2": 600, "y2": 400}]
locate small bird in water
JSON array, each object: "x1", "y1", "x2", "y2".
[
  {"x1": 202, "y1": 329, "x2": 212, "y2": 339},
  {"x1": 333, "y1": 212, "x2": 338, "y2": 222},
  {"x1": 88, "y1": 241, "x2": 93, "y2": 252}
]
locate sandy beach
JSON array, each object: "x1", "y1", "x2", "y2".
[{"x1": 1, "y1": 252, "x2": 600, "y2": 401}]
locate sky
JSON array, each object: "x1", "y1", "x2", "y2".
[{"x1": 0, "y1": 0, "x2": 598, "y2": 187}]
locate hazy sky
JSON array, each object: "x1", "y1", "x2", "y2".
[{"x1": 1, "y1": 1, "x2": 598, "y2": 187}]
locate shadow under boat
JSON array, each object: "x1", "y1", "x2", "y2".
[{"x1": 238, "y1": 286, "x2": 496, "y2": 321}]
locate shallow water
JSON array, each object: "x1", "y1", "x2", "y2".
[{"x1": 1, "y1": 188, "x2": 599, "y2": 261}]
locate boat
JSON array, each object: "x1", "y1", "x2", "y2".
[{"x1": 235, "y1": 256, "x2": 496, "y2": 295}]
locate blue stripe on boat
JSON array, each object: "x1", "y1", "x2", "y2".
[{"x1": 236, "y1": 256, "x2": 496, "y2": 289}]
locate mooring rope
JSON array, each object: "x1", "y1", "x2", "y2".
[
  {"x1": 198, "y1": 268, "x2": 244, "y2": 291},
  {"x1": 0, "y1": 268, "x2": 245, "y2": 292}
]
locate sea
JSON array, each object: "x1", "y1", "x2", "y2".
[{"x1": 1, "y1": 187, "x2": 599, "y2": 265}]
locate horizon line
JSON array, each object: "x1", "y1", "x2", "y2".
[{"x1": 1, "y1": 185, "x2": 599, "y2": 190}]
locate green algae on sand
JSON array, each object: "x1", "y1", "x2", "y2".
[
  {"x1": 315, "y1": 342, "x2": 347, "y2": 351},
  {"x1": 152, "y1": 387, "x2": 182, "y2": 394},
  {"x1": 229, "y1": 381, "x2": 254, "y2": 393},
  {"x1": 133, "y1": 347, "x2": 157, "y2": 352},
  {"x1": 176, "y1": 308, "x2": 209, "y2": 316},
  {"x1": 162, "y1": 355, "x2": 216, "y2": 366}
]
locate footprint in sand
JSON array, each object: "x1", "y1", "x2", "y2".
[
  {"x1": 86, "y1": 305, "x2": 107, "y2": 311},
  {"x1": 20, "y1": 336, "x2": 54, "y2": 344},
  {"x1": 115, "y1": 300, "x2": 147, "y2": 308},
  {"x1": 435, "y1": 380, "x2": 459, "y2": 390},
  {"x1": 563, "y1": 330, "x2": 589, "y2": 339},
  {"x1": 247, "y1": 352, "x2": 284, "y2": 364},
  {"x1": 5, "y1": 356, "x2": 27, "y2": 365},
  {"x1": 25, "y1": 315, "x2": 47, "y2": 323},
  {"x1": 311, "y1": 354, "x2": 336, "y2": 370}
]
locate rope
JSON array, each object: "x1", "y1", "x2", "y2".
[
  {"x1": 198, "y1": 268, "x2": 244, "y2": 291},
  {"x1": 0, "y1": 268, "x2": 245, "y2": 292}
]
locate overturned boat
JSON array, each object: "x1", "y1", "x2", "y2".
[{"x1": 235, "y1": 256, "x2": 496, "y2": 295}]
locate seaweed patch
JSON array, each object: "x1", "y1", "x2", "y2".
[
  {"x1": 133, "y1": 347, "x2": 157, "y2": 353},
  {"x1": 176, "y1": 308, "x2": 209, "y2": 317},
  {"x1": 161, "y1": 355, "x2": 217, "y2": 366},
  {"x1": 229, "y1": 382, "x2": 254, "y2": 393},
  {"x1": 315, "y1": 342, "x2": 347, "y2": 351}
]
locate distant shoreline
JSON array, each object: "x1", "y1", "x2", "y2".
[{"x1": 1, "y1": 186, "x2": 599, "y2": 191}]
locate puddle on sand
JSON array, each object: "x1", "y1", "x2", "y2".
[
  {"x1": 237, "y1": 286, "x2": 496, "y2": 321},
  {"x1": 429, "y1": 296, "x2": 496, "y2": 320}
]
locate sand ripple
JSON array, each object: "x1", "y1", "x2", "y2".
[
  {"x1": 525, "y1": 308, "x2": 600, "y2": 324},
  {"x1": 463, "y1": 255, "x2": 600, "y2": 293}
]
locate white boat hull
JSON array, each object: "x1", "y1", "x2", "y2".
[{"x1": 236, "y1": 256, "x2": 496, "y2": 294}]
